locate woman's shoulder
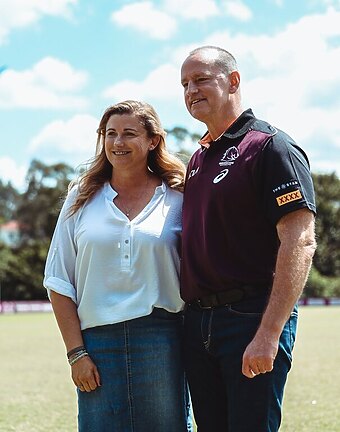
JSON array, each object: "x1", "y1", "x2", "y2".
[
  {"x1": 165, "y1": 183, "x2": 183, "y2": 203},
  {"x1": 65, "y1": 183, "x2": 80, "y2": 203}
]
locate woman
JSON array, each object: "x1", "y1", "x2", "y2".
[{"x1": 44, "y1": 100, "x2": 191, "y2": 431}]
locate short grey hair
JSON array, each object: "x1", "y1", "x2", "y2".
[{"x1": 189, "y1": 45, "x2": 238, "y2": 75}]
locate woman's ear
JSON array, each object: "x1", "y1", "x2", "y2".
[{"x1": 149, "y1": 136, "x2": 160, "y2": 150}]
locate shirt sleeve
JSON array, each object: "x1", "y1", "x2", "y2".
[
  {"x1": 43, "y1": 186, "x2": 79, "y2": 303},
  {"x1": 255, "y1": 130, "x2": 316, "y2": 225}
]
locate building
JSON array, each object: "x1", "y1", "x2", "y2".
[{"x1": 0, "y1": 220, "x2": 21, "y2": 246}]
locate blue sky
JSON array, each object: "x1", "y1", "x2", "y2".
[{"x1": 0, "y1": 0, "x2": 339, "y2": 189}]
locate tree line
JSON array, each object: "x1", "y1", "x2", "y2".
[{"x1": 0, "y1": 152, "x2": 339, "y2": 301}]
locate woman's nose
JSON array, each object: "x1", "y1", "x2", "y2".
[{"x1": 113, "y1": 136, "x2": 124, "y2": 146}]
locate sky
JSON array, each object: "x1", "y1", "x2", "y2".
[{"x1": 0, "y1": 0, "x2": 339, "y2": 190}]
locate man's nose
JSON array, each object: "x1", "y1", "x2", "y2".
[{"x1": 187, "y1": 81, "x2": 198, "y2": 95}]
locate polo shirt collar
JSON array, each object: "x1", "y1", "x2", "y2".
[{"x1": 199, "y1": 108, "x2": 256, "y2": 148}]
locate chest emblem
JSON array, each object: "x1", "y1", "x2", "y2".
[
  {"x1": 213, "y1": 146, "x2": 239, "y2": 184},
  {"x1": 219, "y1": 146, "x2": 239, "y2": 166}
]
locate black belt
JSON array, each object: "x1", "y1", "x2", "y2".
[{"x1": 191, "y1": 284, "x2": 270, "y2": 309}]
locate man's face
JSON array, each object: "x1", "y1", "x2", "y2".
[{"x1": 181, "y1": 53, "x2": 231, "y2": 124}]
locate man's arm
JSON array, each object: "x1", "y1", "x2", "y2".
[{"x1": 242, "y1": 207, "x2": 316, "y2": 378}]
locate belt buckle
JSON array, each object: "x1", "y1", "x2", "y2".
[{"x1": 196, "y1": 298, "x2": 214, "y2": 309}]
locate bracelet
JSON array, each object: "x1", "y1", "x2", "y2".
[
  {"x1": 68, "y1": 349, "x2": 87, "y2": 363},
  {"x1": 69, "y1": 351, "x2": 89, "y2": 366},
  {"x1": 67, "y1": 345, "x2": 85, "y2": 359}
]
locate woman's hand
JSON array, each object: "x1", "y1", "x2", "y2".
[{"x1": 72, "y1": 355, "x2": 101, "y2": 392}]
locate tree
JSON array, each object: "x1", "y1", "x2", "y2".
[
  {"x1": 0, "y1": 180, "x2": 19, "y2": 223},
  {"x1": 312, "y1": 172, "x2": 340, "y2": 277},
  {"x1": 0, "y1": 160, "x2": 75, "y2": 301},
  {"x1": 0, "y1": 240, "x2": 49, "y2": 300},
  {"x1": 16, "y1": 159, "x2": 74, "y2": 240},
  {"x1": 166, "y1": 126, "x2": 199, "y2": 165},
  {"x1": 304, "y1": 172, "x2": 340, "y2": 297}
]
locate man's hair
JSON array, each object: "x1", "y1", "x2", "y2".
[{"x1": 189, "y1": 45, "x2": 238, "y2": 75}]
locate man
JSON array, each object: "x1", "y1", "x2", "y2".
[{"x1": 180, "y1": 45, "x2": 316, "y2": 431}]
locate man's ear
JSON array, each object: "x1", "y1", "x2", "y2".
[{"x1": 229, "y1": 71, "x2": 241, "y2": 94}]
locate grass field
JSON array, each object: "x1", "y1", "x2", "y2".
[{"x1": 1, "y1": 308, "x2": 340, "y2": 432}]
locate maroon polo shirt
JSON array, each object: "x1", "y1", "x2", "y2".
[{"x1": 180, "y1": 109, "x2": 316, "y2": 303}]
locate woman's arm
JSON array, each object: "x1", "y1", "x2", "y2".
[{"x1": 50, "y1": 291, "x2": 101, "y2": 392}]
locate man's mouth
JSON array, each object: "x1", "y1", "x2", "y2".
[{"x1": 191, "y1": 98, "x2": 205, "y2": 107}]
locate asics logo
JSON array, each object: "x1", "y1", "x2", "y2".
[
  {"x1": 213, "y1": 169, "x2": 229, "y2": 183},
  {"x1": 188, "y1": 167, "x2": 199, "y2": 180}
]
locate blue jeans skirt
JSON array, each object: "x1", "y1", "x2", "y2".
[
  {"x1": 183, "y1": 296, "x2": 298, "y2": 432},
  {"x1": 78, "y1": 308, "x2": 192, "y2": 432}
]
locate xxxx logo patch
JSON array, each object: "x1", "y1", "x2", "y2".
[{"x1": 276, "y1": 190, "x2": 302, "y2": 206}]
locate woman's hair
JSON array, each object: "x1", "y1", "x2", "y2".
[{"x1": 68, "y1": 100, "x2": 186, "y2": 216}]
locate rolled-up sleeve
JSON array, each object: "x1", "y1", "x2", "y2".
[{"x1": 43, "y1": 188, "x2": 78, "y2": 303}]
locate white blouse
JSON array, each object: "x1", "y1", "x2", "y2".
[{"x1": 43, "y1": 182, "x2": 184, "y2": 330}]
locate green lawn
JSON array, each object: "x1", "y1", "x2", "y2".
[{"x1": 1, "y1": 308, "x2": 339, "y2": 432}]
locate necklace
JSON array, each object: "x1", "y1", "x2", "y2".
[{"x1": 114, "y1": 176, "x2": 150, "y2": 218}]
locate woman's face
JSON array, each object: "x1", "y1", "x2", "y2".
[{"x1": 104, "y1": 113, "x2": 157, "y2": 172}]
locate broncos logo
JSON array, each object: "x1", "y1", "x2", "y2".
[{"x1": 219, "y1": 146, "x2": 239, "y2": 166}]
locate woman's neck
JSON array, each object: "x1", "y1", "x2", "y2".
[{"x1": 110, "y1": 169, "x2": 151, "y2": 191}]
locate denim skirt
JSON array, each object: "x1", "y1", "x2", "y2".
[{"x1": 78, "y1": 308, "x2": 192, "y2": 432}]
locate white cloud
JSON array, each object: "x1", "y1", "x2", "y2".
[
  {"x1": 103, "y1": 64, "x2": 182, "y2": 102},
  {"x1": 319, "y1": 0, "x2": 340, "y2": 7},
  {"x1": 0, "y1": 157, "x2": 27, "y2": 190},
  {"x1": 111, "y1": 2, "x2": 177, "y2": 40},
  {"x1": 111, "y1": 0, "x2": 252, "y2": 30},
  {"x1": 222, "y1": 0, "x2": 253, "y2": 21},
  {"x1": 0, "y1": 57, "x2": 89, "y2": 109},
  {"x1": 163, "y1": 0, "x2": 219, "y2": 19},
  {"x1": 162, "y1": 7, "x2": 340, "y2": 174},
  {"x1": 242, "y1": 10, "x2": 339, "y2": 174},
  {"x1": 29, "y1": 114, "x2": 99, "y2": 167},
  {"x1": 0, "y1": 0, "x2": 77, "y2": 44}
]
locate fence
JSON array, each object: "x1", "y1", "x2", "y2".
[
  {"x1": 1, "y1": 298, "x2": 340, "y2": 314},
  {"x1": 0, "y1": 300, "x2": 52, "y2": 313}
]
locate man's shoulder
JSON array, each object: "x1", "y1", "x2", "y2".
[
  {"x1": 250, "y1": 118, "x2": 278, "y2": 138},
  {"x1": 250, "y1": 117, "x2": 295, "y2": 145},
  {"x1": 251, "y1": 118, "x2": 311, "y2": 167}
]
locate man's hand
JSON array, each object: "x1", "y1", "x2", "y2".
[{"x1": 242, "y1": 333, "x2": 279, "y2": 378}]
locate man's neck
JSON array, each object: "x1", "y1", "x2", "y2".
[{"x1": 207, "y1": 106, "x2": 243, "y2": 141}]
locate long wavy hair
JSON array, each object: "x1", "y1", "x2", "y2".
[{"x1": 68, "y1": 100, "x2": 186, "y2": 216}]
